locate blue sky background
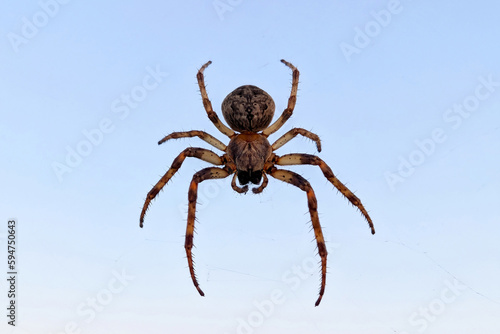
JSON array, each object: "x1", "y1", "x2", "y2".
[{"x1": 1, "y1": 0, "x2": 500, "y2": 333}]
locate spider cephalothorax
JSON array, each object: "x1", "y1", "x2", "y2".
[
  {"x1": 140, "y1": 60, "x2": 375, "y2": 306},
  {"x1": 227, "y1": 133, "x2": 272, "y2": 188}
]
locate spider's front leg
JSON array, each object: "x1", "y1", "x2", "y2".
[
  {"x1": 140, "y1": 147, "x2": 224, "y2": 227},
  {"x1": 276, "y1": 153, "x2": 375, "y2": 234},
  {"x1": 267, "y1": 167, "x2": 327, "y2": 306},
  {"x1": 185, "y1": 167, "x2": 232, "y2": 296}
]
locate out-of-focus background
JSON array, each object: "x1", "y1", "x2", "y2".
[{"x1": 1, "y1": 1, "x2": 499, "y2": 333}]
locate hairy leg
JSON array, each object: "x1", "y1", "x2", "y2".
[
  {"x1": 185, "y1": 167, "x2": 231, "y2": 296},
  {"x1": 268, "y1": 167, "x2": 327, "y2": 306},
  {"x1": 158, "y1": 130, "x2": 227, "y2": 151},
  {"x1": 196, "y1": 61, "x2": 235, "y2": 138},
  {"x1": 276, "y1": 153, "x2": 375, "y2": 234},
  {"x1": 271, "y1": 127, "x2": 322, "y2": 152},
  {"x1": 140, "y1": 147, "x2": 223, "y2": 227},
  {"x1": 262, "y1": 59, "x2": 299, "y2": 137}
]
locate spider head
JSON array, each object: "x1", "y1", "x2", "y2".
[
  {"x1": 221, "y1": 85, "x2": 275, "y2": 133},
  {"x1": 237, "y1": 169, "x2": 262, "y2": 185}
]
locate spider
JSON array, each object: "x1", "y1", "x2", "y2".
[{"x1": 140, "y1": 59, "x2": 375, "y2": 306}]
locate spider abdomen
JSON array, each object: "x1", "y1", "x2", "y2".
[
  {"x1": 227, "y1": 133, "x2": 272, "y2": 185},
  {"x1": 221, "y1": 85, "x2": 275, "y2": 132}
]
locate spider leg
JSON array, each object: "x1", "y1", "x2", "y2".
[
  {"x1": 252, "y1": 172, "x2": 269, "y2": 194},
  {"x1": 231, "y1": 173, "x2": 248, "y2": 194},
  {"x1": 271, "y1": 128, "x2": 322, "y2": 152},
  {"x1": 197, "y1": 61, "x2": 235, "y2": 138},
  {"x1": 262, "y1": 59, "x2": 299, "y2": 137},
  {"x1": 276, "y1": 154, "x2": 375, "y2": 234},
  {"x1": 140, "y1": 147, "x2": 224, "y2": 227},
  {"x1": 158, "y1": 130, "x2": 227, "y2": 151},
  {"x1": 186, "y1": 167, "x2": 232, "y2": 297},
  {"x1": 268, "y1": 167, "x2": 327, "y2": 306}
]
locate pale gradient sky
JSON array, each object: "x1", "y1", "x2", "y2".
[{"x1": 1, "y1": 1, "x2": 500, "y2": 333}]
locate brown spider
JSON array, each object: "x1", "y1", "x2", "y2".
[{"x1": 140, "y1": 60, "x2": 375, "y2": 306}]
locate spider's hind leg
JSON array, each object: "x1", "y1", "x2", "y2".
[
  {"x1": 196, "y1": 61, "x2": 235, "y2": 138},
  {"x1": 268, "y1": 167, "x2": 327, "y2": 306},
  {"x1": 262, "y1": 59, "x2": 300, "y2": 137}
]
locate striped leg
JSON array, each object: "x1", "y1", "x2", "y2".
[
  {"x1": 140, "y1": 147, "x2": 223, "y2": 227},
  {"x1": 276, "y1": 154, "x2": 375, "y2": 234},
  {"x1": 262, "y1": 59, "x2": 299, "y2": 137},
  {"x1": 271, "y1": 127, "x2": 322, "y2": 152},
  {"x1": 185, "y1": 167, "x2": 231, "y2": 296},
  {"x1": 196, "y1": 61, "x2": 235, "y2": 137},
  {"x1": 158, "y1": 130, "x2": 227, "y2": 151},
  {"x1": 268, "y1": 167, "x2": 327, "y2": 306}
]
